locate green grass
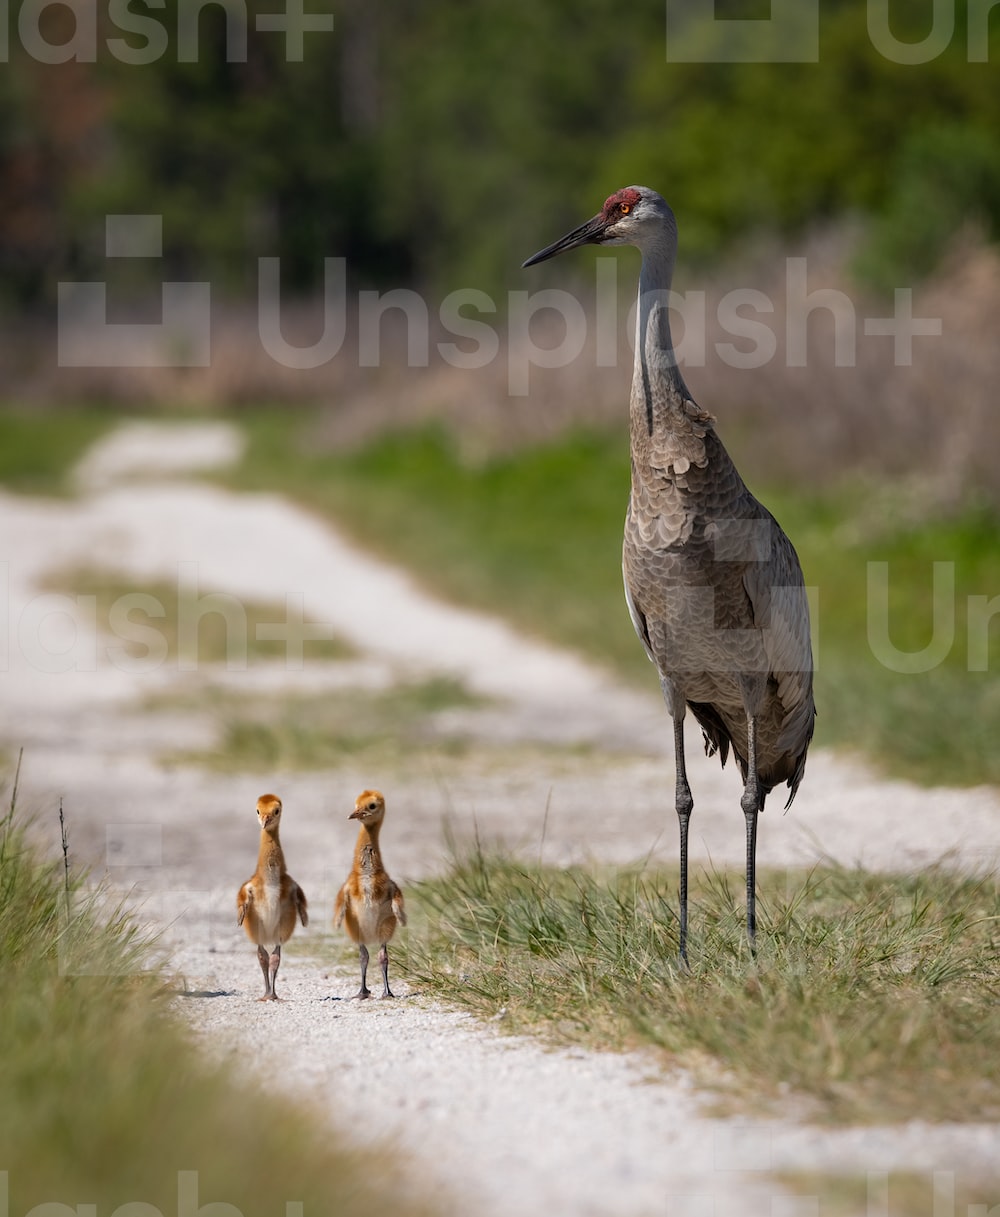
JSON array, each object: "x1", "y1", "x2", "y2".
[
  {"x1": 768, "y1": 487, "x2": 1000, "y2": 786},
  {"x1": 403, "y1": 848, "x2": 1000, "y2": 1125},
  {"x1": 0, "y1": 760, "x2": 441, "y2": 1217},
  {"x1": 163, "y1": 676, "x2": 490, "y2": 771},
  {"x1": 40, "y1": 566, "x2": 355, "y2": 666},
  {"x1": 230, "y1": 412, "x2": 1000, "y2": 786},
  {"x1": 0, "y1": 408, "x2": 118, "y2": 494},
  {"x1": 776, "y1": 1171, "x2": 1000, "y2": 1217}
]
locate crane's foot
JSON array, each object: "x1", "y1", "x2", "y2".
[{"x1": 351, "y1": 986, "x2": 373, "y2": 1001}]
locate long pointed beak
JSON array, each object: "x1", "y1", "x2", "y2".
[{"x1": 522, "y1": 211, "x2": 610, "y2": 268}]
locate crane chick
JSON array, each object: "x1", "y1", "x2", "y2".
[
  {"x1": 237, "y1": 793, "x2": 308, "y2": 1000},
  {"x1": 333, "y1": 790, "x2": 406, "y2": 999}
]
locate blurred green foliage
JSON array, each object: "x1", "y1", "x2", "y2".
[
  {"x1": 2, "y1": 0, "x2": 1000, "y2": 303},
  {"x1": 0, "y1": 410, "x2": 115, "y2": 492},
  {"x1": 856, "y1": 121, "x2": 1000, "y2": 291}
]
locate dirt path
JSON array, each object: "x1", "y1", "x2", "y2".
[{"x1": 3, "y1": 420, "x2": 999, "y2": 1216}]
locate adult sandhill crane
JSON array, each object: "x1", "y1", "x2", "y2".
[{"x1": 523, "y1": 186, "x2": 815, "y2": 960}]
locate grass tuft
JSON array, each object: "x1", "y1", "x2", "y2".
[{"x1": 404, "y1": 847, "x2": 1000, "y2": 1125}]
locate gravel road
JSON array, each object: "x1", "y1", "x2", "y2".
[{"x1": 3, "y1": 420, "x2": 999, "y2": 1216}]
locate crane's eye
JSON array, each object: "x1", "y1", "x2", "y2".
[{"x1": 619, "y1": 203, "x2": 631, "y2": 215}]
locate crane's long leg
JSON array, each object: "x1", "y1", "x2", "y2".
[
  {"x1": 378, "y1": 943, "x2": 394, "y2": 999},
  {"x1": 673, "y1": 714, "x2": 694, "y2": 965},
  {"x1": 267, "y1": 943, "x2": 281, "y2": 1001},
  {"x1": 741, "y1": 713, "x2": 762, "y2": 949},
  {"x1": 354, "y1": 943, "x2": 372, "y2": 1000},
  {"x1": 255, "y1": 943, "x2": 271, "y2": 1000}
]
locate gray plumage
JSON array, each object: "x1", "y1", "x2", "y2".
[{"x1": 524, "y1": 185, "x2": 815, "y2": 959}]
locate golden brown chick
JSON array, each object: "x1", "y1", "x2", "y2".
[
  {"x1": 333, "y1": 790, "x2": 406, "y2": 999},
  {"x1": 237, "y1": 794, "x2": 308, "y2": 1000}
]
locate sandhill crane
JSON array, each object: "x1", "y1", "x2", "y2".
[
  {"x1": 237, "y1": 794, "x2": 308, "y2": 999},
  {"x1": 334, "y1": 790, "x2": 407, "y2": 999},
  {"x1": 523, "y1": 186, "x2": 815, "y2": 960}
]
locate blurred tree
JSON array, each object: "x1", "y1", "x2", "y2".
[
  {"x1": 857, "y1": 122, "x2": 1000, "y2": 292},
  {"x1": 600, "y1": 3, "x2": 1000, "y2": 261},
  {"x1": 1, "y1": 0, "x2": 999, "y2": 305},
  {"x1": 372, "y1": 0, "x2": 662, "y2": 293},
  {"x1": 0, "y1": 1, "x2": 108, "y2": 307},
  {"x1": 89, "y1": 0, "x2": 375, "y2": 293}
]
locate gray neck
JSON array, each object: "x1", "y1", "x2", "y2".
[{"x1": 631, "y1": 243, "x2": 693, "y2": 435}]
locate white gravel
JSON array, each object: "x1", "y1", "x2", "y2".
[
  {"x1": 72, "y1": 419, "x2": 246, "y2": 490},
  {"x1": 4, "y1": 420, "x2": 1000, "y2": 1217}
]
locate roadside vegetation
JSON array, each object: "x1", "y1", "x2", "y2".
[
  {"x1": 403, "y1": 846, "x2": 1000, "y2": 1126},
  {"x1": 0, "y1": 759, "x2": 441, "y2": 1217},
  {"x1": 776, "y1": 1172, "x2": 1000, "y2": 1217},
  {"x1": 0, "y1": 410, "x2": 117, "y2": 494}
]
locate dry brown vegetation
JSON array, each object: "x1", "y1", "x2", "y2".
[{"x1": 6, "y1": 229, "x2": 1000, "y2": 504}]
